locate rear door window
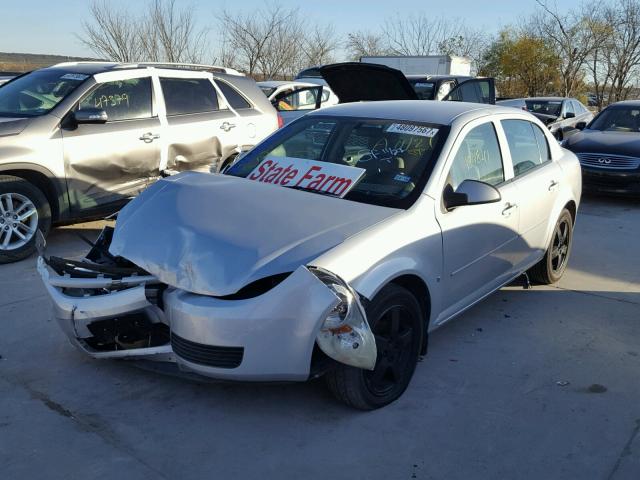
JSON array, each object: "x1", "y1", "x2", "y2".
[
  {"x1": 79, "y1": 77, "x2": 152, "y2": 121},
  {"x1": 501, "y1": 119, "x2": 549, "y2": 176},
  {"x1": 160, "y1": 77, "x2": 218, "y2": 116},
  {"x1": 214, "y1": 80, "x2": 251, "y2": 109}
]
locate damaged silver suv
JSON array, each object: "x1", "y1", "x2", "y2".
[{"x1": 0, "y1": 62, "x2": 279, "y2": 263}]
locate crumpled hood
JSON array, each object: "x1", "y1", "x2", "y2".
[
  {"x1": 0, "y1": 117, "x2": 30, "y2": 137},
  {"x1": 563, "y1": 129, "x2": 640, "y2": 157},
  {"x1": 110, "y1": 172, "x2": 399, "y2": 296}
]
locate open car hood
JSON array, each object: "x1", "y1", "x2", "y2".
[
  {"x1": 319, "y1": 62, "x2": 418, "y2": 103},
  {"x1": 109, "y1": 172, "x2": 398, "y2": 296}
]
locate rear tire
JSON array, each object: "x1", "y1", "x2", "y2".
[
  {"x1": 529, "y1": 208, "x2": 573, "y2": 284},
  {"x1": 0, "y1": 175, "x2": 51, "y2": 264},
  {"x1": 324, "y1": 284, "x2": 424, "y2": 410}
]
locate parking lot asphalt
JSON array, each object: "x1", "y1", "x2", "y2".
[{"x1": 1, "y1": 194, "x2": 639, "y2": 480}]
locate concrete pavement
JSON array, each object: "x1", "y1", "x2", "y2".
[{"x1": 1, "y1": 194, "x2": 639, "y2": 480}]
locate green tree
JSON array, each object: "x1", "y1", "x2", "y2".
[{"x1": 481, "y1": 30, "x2": 561, "y2": 97}]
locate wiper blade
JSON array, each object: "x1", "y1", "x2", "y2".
[{"x1": 286, "y1": 185, "x2": 340, "y2": 197}]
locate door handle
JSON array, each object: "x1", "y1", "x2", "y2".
[
  {"x1": 502, "y1": 202, "x2": 517, "y2": 217},
  {"x1": 548, "y1": 180, "x2": 559, "y2": 191},
  {"x1": 220, "y1": 122, "x2": 236, "y2": 132},
  {"x1": 139, "y1": 132, "x2": 160, "y2": 143}
]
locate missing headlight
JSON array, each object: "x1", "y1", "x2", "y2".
[{"x1": 309, "y1": 267, "x2": 377, "y2": 370}]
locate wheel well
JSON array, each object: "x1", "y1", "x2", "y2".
[
  {"x1": 564, "y1": 200, "x2": 577, "y2": 224},
  {"x1": 389, "y1": 274, "x2": 431, "y2": 355},
  {"x1": 1, "y1": 169, "x2": 60, "y2": 221}
]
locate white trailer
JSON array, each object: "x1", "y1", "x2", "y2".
[{"x1": 359, "y1": 55, "x2": 472, "y2": 76}]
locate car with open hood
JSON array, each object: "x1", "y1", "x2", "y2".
[
  {"x1": 562, "y1": 100, "x2": 640, "y2": 195},
  {"x1": 39, "y1": 98, "x2": 581, "y2": 409},
  {"x1": 0, "y1": 62, "x2": 278, "y2": 263}
]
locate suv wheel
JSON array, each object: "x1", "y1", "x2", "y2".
[
  {"x1": 324, "y1": 284, "x2": 424, "y2": 410},
  {"x1": 0, "y1": 175, "x2": 51, "y2": 264}
]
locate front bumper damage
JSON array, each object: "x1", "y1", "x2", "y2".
[{"x1": 38, "y1": 229, "x2": 375, "y2": 381}]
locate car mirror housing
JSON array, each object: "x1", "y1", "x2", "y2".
[
  {"x1": 444, "y1": 179, "x2": 502, "y2": 210},
  {"x1": 575, "y1": 121, "x2": 587, "y2": 130},
  {"x1": 74, "y1": 108, "x2": 108, "y2": 124},
  {"x1": 564, "y1": 111, "x2": 576, "y2": 119}
]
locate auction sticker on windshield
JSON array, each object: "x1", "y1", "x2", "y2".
[
  {"x1": 247, "y1": 157, "x2": 365, "y2": 197},
  {"x1": 385, "y1": 123, "x2": 439, "y2": 137}
]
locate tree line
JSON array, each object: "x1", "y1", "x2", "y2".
[{"x1": 80, "y1": 0, "x2": 640, "y2": 109}]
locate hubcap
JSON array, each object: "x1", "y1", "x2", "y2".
[
  {"x1": 0, "y1": 193, "x2": 38, "y2": 251},
  {"x1": 550, "y1": 218, "x2": 570, "y2": 274},
  {"x1": 364, "y1": 305, "x2": 415, "y2": 397}
]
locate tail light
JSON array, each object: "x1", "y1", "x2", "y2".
[{"x1": 277, "y1": 114, "x2": 284, "y2": 129}]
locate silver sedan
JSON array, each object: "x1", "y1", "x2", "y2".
[{"x1": 39, "y1": 100, "x2": 582, "y2": 409}]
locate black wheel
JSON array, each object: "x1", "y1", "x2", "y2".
[
  {"x1": 529, "y1": 209, "x2": 573, "y2": 284},
  {"x1": 324, "y1": 284, "x2": 424, "y2": 410},
  {"x1": 0, "y1": 175, "x2": 51, "y2": 264}
]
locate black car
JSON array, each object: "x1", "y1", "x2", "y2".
[{"x1": 562, "y1": 100, "x2": 640, "y2": 195}]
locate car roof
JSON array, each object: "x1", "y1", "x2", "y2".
[
  {"x1": 406, "y1": 75, "x2": 472, "y2": 81},
  {"x1": 307, "y1": 100, "x2": 511, "y2": 125},
  {"x1": 608, "y1": 100, "x2": 640, "y2": 107}
]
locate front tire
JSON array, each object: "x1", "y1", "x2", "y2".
[
  {"x1": 529, "y1": 208, "x2": 573, "y2": 284},
  {"x1": 324, "y1": 284, "x2": 424, "y2": 410},
  {"x1": 0, "y1": 175, "x2": 51, "y2": 264}
]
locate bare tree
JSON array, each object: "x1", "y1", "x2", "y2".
[
  {"x1": 605, "y1": 0, "x2": 640, "y2": 102},
  {"x1": 141, "y1": 0, "x2": 208, "y2": 63},
  {"x1": 532, "y1": 0, "x2": 605, "y2": 97},
  {"x1": 217, "y1": 3, "x2": 337, "y2": 79},
  {"x1": 78, "y1": 1, "x2": 142, "y2": 62},
  {"x1": 345, "y1": 31, "x2": 387, "y2": 60},
  {"x1": 301, "y1": 24, "x2": 339, "y2": 67},
  {"x1": 382, "y1": 15, "x2": 463, "y2": 56},
  {"x1": 79, "y1": 0, "x2": 208, "y2": 63}
]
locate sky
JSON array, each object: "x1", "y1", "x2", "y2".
[{"x1": 0, "y1": 0, "x2": 585, "y2": 58}]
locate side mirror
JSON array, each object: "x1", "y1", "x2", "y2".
[
  {"x1": 74, "y1": 108, "x2": 108, "y2": 124},
  {"x1": 564, "y1": 111, "x2": 575, "y2": 119},
  {"x1": 443, "y1": 179, "x2": 501, "y2": 210},
  {"x1": 575, "y1": 121, "x2": 587, "y2": 130}
]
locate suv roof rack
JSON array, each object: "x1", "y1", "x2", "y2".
[
  {"x1": 51, "y1": 61, "x2": 243, "y2": 76},
  {"x1": 115, "y1": 62, "x2": 243, "y2": 76}
]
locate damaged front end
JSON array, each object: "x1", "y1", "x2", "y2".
[
  {"x1": 37, "y1": 227, "x2": 173, "y2": 361},
  {"x1": 38, "y1": 225, "x2": 377, "y2": 380}
]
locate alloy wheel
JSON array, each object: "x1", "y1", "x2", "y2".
[
  {"x1": 550, "y1": 217, "x2": 571, "y2": 274},
  {"x1": 0, "y1": 192, "x2": 39, "y2": 250},
  {"x1": 364, "y1": 305, "x2": 416, "y2": 397}
]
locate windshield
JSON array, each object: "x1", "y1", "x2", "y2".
[
  {"x1": 259, "y1": 86, "x2": 276, "y2": 97},
  {"x1": 588, "y1": 106, "x2": 640, "y2": 132},
  {"x1": 226, "y1": 116, "x2": 447, "y2": 208},
  {"x1": 525, "y1": 100, "x2": 562, "y2": 117},
  {"x1": 408, "y1": 79, "x2": 435, "y2": 100},
  {"x1": 0, "y1": 69, "x2": 89, "y2": 117}
]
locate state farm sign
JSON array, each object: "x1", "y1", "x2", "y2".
[{"x1": 247, "y1": 157, "x2": 365, "y2": 197}]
